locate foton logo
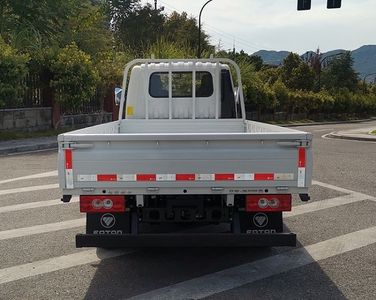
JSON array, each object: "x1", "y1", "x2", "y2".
[
  {"x1": 253, "y1": 213, "x2": 268, "y2": 228},
  {"x1": 100, "y1": 213, "x2": 116, "y2": 228}
]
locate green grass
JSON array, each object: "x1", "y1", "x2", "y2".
[{"x1": 0, "y1": 128, "x2": 69, "y2": 141}]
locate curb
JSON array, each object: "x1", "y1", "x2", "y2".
[
  {"x1": 278, "y1": 118, "x2": 376, "y2": 127},
  {"x1": 0, "y1": 142, "x2": 58, "y2": 156},
  {"x1": 326, "y1": 133, "x2": 376, "y2": 142}
]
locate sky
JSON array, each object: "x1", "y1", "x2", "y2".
[{"x1": 142, "y1": 0, "x2": 376, "y2": 55}]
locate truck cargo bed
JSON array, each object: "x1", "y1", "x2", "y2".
[{"x1": 58, "y1": 119, "x2": 312, "y2": 196}]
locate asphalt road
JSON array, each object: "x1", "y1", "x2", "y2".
[{"x1": 0, "y1": 120, "x2": 375, "y2": 300}]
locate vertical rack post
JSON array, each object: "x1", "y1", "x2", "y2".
[
  {"x1": 144, "y1": 62, "x2": 149, "y2": 119},
  {"x1": 215, "y1": 62, "x2": 220, "y2": 119},
  {"x1": 192, "y1": 61, "x2": 196, "y2": 119},
  {"x1": 168, "y1": 62, "x2": 172, "y2": 119}
]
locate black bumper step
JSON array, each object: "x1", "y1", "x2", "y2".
[{"x1": 76, "y1": 233, "x2": 296, "y2": 248}]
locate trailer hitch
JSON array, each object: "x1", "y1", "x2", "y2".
[
  {"x1": 299, "y1": 194, "x2": 310, "y2": 202},
  {"x1": 61, "y1": 195, "x2": 72, "y2": 203}
]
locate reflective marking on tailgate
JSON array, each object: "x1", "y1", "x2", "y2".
[
  {"x1": 64, "y1": 149, "x2": 74, "y2": 189},
  {"x1": 297, "y1": 147, "x2": 306, "y2": 187},
  {"x1": 75, "y1": 173, "x2": 295, "y2": 182}
]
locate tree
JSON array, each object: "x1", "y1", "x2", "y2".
[
  {"x1": 249, "y1": 55, "x2": 264, "y2": 71},
  {"x1": 50, "y1": 43, "x2": 99, "y2": 112},
  {"x1": 95, "y1": 50, "x2": 133, "y2": 88},
  {"x1": 281, "y1": 53, "x2": 301, "y2": 84},
  {"x1": 321, "y1": 52, "x2": 359, "y2": 92},
  {"x1": 0, "y1": 38, "x2": 29, "y2": 108},
  {"x1": 246, "y1": 80, "x2": 277, "y2": 118},
  {"x1": 281, "y1": 52, "x2": 315, "y2": 91},
  {"x1": 107, "y1": 5, "x2": 212, "y2": 56},
  {"x1": 217, "y1": 50, "x2": 263, "y2": 71},
  {"x1": 272, "y1": 79, "x2": 289, "y2": 112},
  {"x1": 258, "y1": 66, "x2": 281, "y2": 85},
  {"x1": 58, "y1": 1, "x2": 113, "y2": 56},
  {"x1": 0, "y1": 0, "x2": 78, "y2": 47},
  {"x1": 238, "y1": 60, "x2": 277, "y2": 117},
  {"x1": 163, "y1": 11, "x2": 212, "y2": 54},
  {"x1": 106, "y1": 1, "x2": 165, "y2": 53},
  {"x1": 104, "y1": 0, "x2": 140, "y2": 28},
  {"x1": 290, "y1": 63, "x2": 315, "y2": 91},
  {"x1": 146, "y1": 38, "x2": 195, "y2": 59}
]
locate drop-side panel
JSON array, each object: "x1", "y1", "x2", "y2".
[{"x1": 58, "y1": 134, "x2": 312, "y2": 195}]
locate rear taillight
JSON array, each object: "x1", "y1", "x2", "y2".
[
  {"x1": 246, "y1": 194, "x2": 291, "y2": 212},
  {"x1": 80, "y1": 195, "x2": 125, "y2": 213}
]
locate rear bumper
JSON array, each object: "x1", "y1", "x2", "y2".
[{"x1": 76, "y1": 233, "x2": 296, "y2": 248}]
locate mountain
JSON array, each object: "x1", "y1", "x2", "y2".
[
  {"x1": 352, "y1": 45, "x2": 376, "y2": 81},
  {"x1": 253, "y1": 45, "x2": 376, "y2": 81},
  {"x1": 252, "y1": 50, "x2": 290, "y2": 65}
]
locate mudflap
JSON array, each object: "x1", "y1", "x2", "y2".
[
  {"x1": 239, "y1": 212, "x2": 283, "y2": 234},
  {"x1": 76, "y1": 211, "x2": 295, "y2": 248},
  {"x1": 86, "y1": 212, "x2": 131, "y2": 235}
]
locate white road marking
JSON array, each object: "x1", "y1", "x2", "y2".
[
  {"x1": 0, "y1": 181, "x2": 374, "y2": 286},
  {"x1": 1, "y1": 190, "x2": 374, "y2": 241},
  {"x1": 0, "y1": 218, "x2": 85, "y2": 241},
  {"x1": 286, "y1": 193, "x2": 375, "y2": 218},
  {"x1": 0, "y1": 248, "x2": 134, "y2": 285},
  {"x1": 0, "y1": 183, "x2": 371, "y2": 256},
  {"x1": 313, "y1": 180, "x2": 376, "y2": 200},
  {"x1": 0, "y1": 198, "x2": 78, "y2": 214},
  {"x1": 0, "y1": 184, "x2": 59, "y2": 196},
  {"x1": 0, "y1": 170, "x2": 57, "y2": 185},
  {"x1": 313, "y1": 128, "x2": 332, "y2": 132},
  {"x1": 128, "y1": 226, "x2": 376, "y2": 300},
  {"x1": 322, "y1": 132, "x2": 376, "y2": 144},
  {"x1": 321, "y1": 133, "x2": 334, "y2": 139},
  {"x1": 1, "y1": 224, "x2": 375, "y2": 290},
  {"x1": 0, "y1": 180, "x2": 372, "y2": 242}
]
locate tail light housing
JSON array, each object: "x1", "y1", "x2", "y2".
[
  {"x1": 80, "y1": 195, "x2": 125, "y2": 213},
  {"x1": 246, "y1": 194, "x2": 291, "y2": 212}
]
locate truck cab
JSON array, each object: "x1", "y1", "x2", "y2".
[{"x1": 124, "y1": 61, "x2": 239, "y2": 120}]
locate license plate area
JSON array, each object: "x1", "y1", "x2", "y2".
[
  {"x1": 239, "y1": 212, "x2": 283, "y2": 234},
  {"x1": 86, "y1": 212, "x2": 131, "y2": 234}
]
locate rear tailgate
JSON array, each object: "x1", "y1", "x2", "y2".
[{"x1": 58, "y1": 132, "x2": 312, "y2": 195}]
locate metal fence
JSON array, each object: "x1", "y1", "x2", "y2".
[
  {"x1": 22, "y1": 73, "x2": 44, "y2": 108},
  {"x1": 4, "y1": 73, "x2": 45, "y2": 109},
  {"x1": 60, "y1": 88, "x2": 103, "y2": 115},
  {"x1": 8, "y1": 73, "x2": 104, "y2": 115}
]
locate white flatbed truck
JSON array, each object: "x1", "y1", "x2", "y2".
[{"x1": 58, "y1": 58, "x2": 312, "y2": 247}]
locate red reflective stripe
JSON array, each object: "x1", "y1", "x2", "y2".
[
  {"x1": 65, "y1": 149, "x2": 73, "y2": 169},
  {"x1": 176, "y1": 174, "x2": 195, "y2": 181},
  {"x1": 215, "y1": 174, "x2": 235, "y2": 181},
  {"x1": 137, "y1": 174, "x2": 156, "y2": 181},
  {"x1": 254, "y1": 173, "x2": 274, "y2": 180},
  {"x1": 97, "y1": 174, "x2": 117, "y2": 181},
  {"x1": 298, "y1": 148, "x2": 306, "y2": 167}
]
